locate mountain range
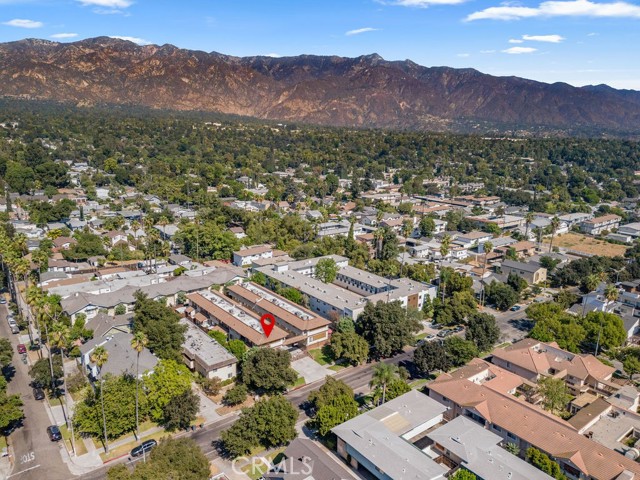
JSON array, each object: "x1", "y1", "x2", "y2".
[{"x1": 1, "y1": 36, "x2": 639, "y2": 135}]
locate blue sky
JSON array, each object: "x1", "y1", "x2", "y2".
[{"x1": 1, "y1": 0, "x2": 639, "y2": 89}]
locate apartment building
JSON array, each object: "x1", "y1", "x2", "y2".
[
  {"x1": 225, "y1": 282, "x2": 331, "y2": 347},
  {"x1": 427, "y1": 361, "x2": 640, "y2": 480},
  {"x1": 501, "y1": 259, "x2": 547, "y2": 284},
  {"x1": 491, "y1": 339, "x2": 617, "y2": 397},
  {"x1": 232, "y1": 244, "x2": 273, "y2": 267},
  {"x1": 186, "y1": 290, "x2": 288, "y2": 347},
  {"x1": 580, "y1": 214, "x2": 622, "y2": 235},
  {"x1": 179, "y1": 319, "x2": 237, "y2": 380}
]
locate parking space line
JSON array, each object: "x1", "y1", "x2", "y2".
[{"x1": 8, "y1": 464, "x2": 41, "y2": 478}]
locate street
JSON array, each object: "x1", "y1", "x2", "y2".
[
  {"x1": 1, "y1": 303, "x2": 72, "y2": 480},
  {"x1": 483, "y1": 305, "x2": 532, "y2": 344},
  {"x1": 78, "y1": 348, "x2": 414, "y2": 480}
]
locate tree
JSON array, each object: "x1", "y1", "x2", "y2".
[
  {"x1": 537, "y1": 377, "x2": 571, "y2": 415},
  {"x1": 526, "y1": 447, "x2": 567, "y2": 480},
  {"x1": 356, "y1": 301, "x2": 421, "y2": 358},
  {"x1": 227, "y1": 339, "x2": 247, "y2": 360},
  {"x1": 465, "y1": 312, "x2": 500, "y2": 352},
  {"x1": 241, "y1": 348, "x2": 298, "y2": 393},
  {"x1": 0, "y1": 338, "x2": 13, "y2": 368},
  {"x1": 485, "y1": 281, "x2": 519, "y2": 311},
  {"x1": 62, "y1": 231, "x2": 106, "y2": 261},
  {"x1": 504, "y1": 442, "x2": 520, "y2": 456},
  {"x1": 540, "y1": 256, "x2": 561, "y2": 273},
  {"x1": 143, "y1": 359, "x2": 192, "y2": 422},
  {"x1": 0, "y1": 388, "x2": 24, "y2": 433},
  {"x1": 220, "y1": 396, "x2": 298, "y2": 458},
  {"x1": 29, "y1": 356, "x2": 63, "y2": 390},
  {"x1": 315, "y1": 258, "x2": 339, "y2": 283},
  {"x1": 450, "y1": 470, "x2": 477, "y2": 480},
  {"x1": 200, "y1": 376, "x2": 222, "y2": 396},
  {"x1": 308, "y1": 377, "x2": 354, "y2": 411},
  {"x1": 335, "y1": 317, "x2": 356, "y2": 333},
  {"x1": 583, "y1": 273, "x2": 601, "y2": 293},
  {"x1": 113, "y1": 437, "x2": 210, "y2": 480},
  {"x1": 73, "y1": 374, "x2": 140, "y2": 440},
  {"x1": 162, "y1": 389, "x2": 200, "y2": 431},
  {"x1": 583, "y1": 311, "x2": 626, "y2": 353},
  {"x1": 419, "y1": 216, "x2": 436, "y2": 237},
  {"x1": 330, "y1": 331, "x2": 369, "y2": 365},
  {"x1": 280, "y1": 287, "x2": 305, "y2": 306},
  {"x1": 440, "y1": 234, "x2": 451, "y2": 259},
  {"x1": 414, "y1": 341, "x2": 451, "y2": 375},
  {"x1": 480, "y1": 241, "x2": 493, "y2": 306},
  {"x1": 623, "y1": 355, "x2": 640, "y2": 379},
  {"x1": 384, "y1": 377, "x2": 411, "y2": 401},
  {"x1": 133, "y1": 291, "x2": 186, "y2": 361},
  {"x1": 222, "y1": 384, "x2": 248, "y2": 406},
  {"x1": 444, "y1": 337, "x2": 479, "y2": 367},
  {"x1": 314, "y1": 394, "x2": 358, "y2": 436},
  {"x1": 507, "y1": 272, "x2": 528, "y2": 293},
  {"x1": 131, "y1": 331, "x2": 148, "y2": 441},
  {"x1": 369, "y1": 362, "x2": 400, "y2": 405}
]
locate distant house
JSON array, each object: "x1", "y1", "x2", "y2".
[
  {"x1": 229, "y1": 226, "x2": 246, "y2": 239},
  {"x1": 179, "y1": 319, "x2": 237, "y2": 380},
  {"x1": 454, "y1": 231, "x2": 493, "y2": 249},
  {"x1": 580, "y1": 214, "x2": 621, "y2": 235},
  {"x1": 501, "y1": 259, "x2": 547, "y2": 284},
  {"x1": 618, "y1": 222, "x2": 640, "y2": 238},
  {"x1": 52, "y1": 236, "x2": 77, "y2": 251},
  {"x1": 232, "y1": 245, "x2": 273, "y2": 267}
]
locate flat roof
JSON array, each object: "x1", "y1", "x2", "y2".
[{"x1": 179, "y1": 319, "x2": 237, "y2": 369}]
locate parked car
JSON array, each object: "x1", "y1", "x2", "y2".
[
  {"x1": 130, "y1": 439, "x2": 157, "y2": 458},
  {"x1": 0, "y1": 298, "x2": 6, "y2": 304},
  {"x1": 47, "y1": 425, "x2": 62, "y2": 442},
  {"x1": 17, "y1": 344, "x2": 26, "y2": 354},
  {"x1": 453, "y1": 326, "x2": 464, "y2": 332},
  {"x1": 10, "y1": 325, "x2": 19, "y2": 334},
  {"x1": 33, "y1": 387, "x2": 45, "y2": 401},
  {"x1": 8, "y1": 318, "x2": 17, "y2": 327},
  {"x1": 426, "y1": 334, "x2": 436, "y2": 340},
  {"x1": 510, "y1": 305, "x2": 522, "y2": 311}
]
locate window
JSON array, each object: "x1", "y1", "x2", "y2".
[
  {"x1": 492, "y1": 424, "x2": 502, "y2": 433},
  {"x1": 507, "y1": 432, "x2": 517, "y2": 440}
]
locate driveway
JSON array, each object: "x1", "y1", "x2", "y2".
[
  {"x1": 1, "y1": 303, "x2": 72, "y2": 480},
  {"x1": 292, "y1": 357, "x2": 334, "y2": 384},
  {"x1": 482, "y1": 306, "x2": 533, "y2": 343}
]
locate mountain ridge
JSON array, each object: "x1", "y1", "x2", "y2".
[{"x1": 1, "y1": 36, "x2": 639, "y2": 134}]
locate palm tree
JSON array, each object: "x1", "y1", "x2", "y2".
[
  {"x1": 131, "y1": 332, "x2": 148, "y2": 441},
  {"x1": 524, "y1": 212, "x2": 534, "y2": 239},
  {"x1": 439, "y1": 267, "x2": 453, "y2": 302},
  {"x1": 584, "y1": 274, "x2": 601, "y2": 293},
  {"x1": 51, "y1": 322, "x2": 76, "y2": 455},
  {"x1": 90, "y1": 346, "x2": 110, "y2": 453},
  {"x1": 370, "y1": 362, "x2": 398, "y2": 405},
  {"x1": 373, "y1": 228, "x2": 384, "y2": 260},
  {"x1": 548, "y1": 216, "x2": 560, "y2": 253},
  {"x1": 533, "y1": 227, "x2": 544, "y2": 251},
  {"x1": 481, "y1": 241, "x2": 493, "y2": 307},
  {"x1": 157, "y1": 216, "x2": 169, "y2": 241}
]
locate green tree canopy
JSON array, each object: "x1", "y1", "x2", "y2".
[
  {"x1": 465, "y1": 312, "x2": 501, "y2": 352},
  {"x1": 315, "y1": 257, "x2": 339, "y2": 283},
  {"x1": 330, "y1": 331, "x2": 369, "y2": 365},
  {"x1": 240, "y1": 348, "x2": 298, "y2": 394},
  {"x1": 133, "y1": 291, "x2": 186, "y2": 361},
  {"x1": 356, "y1": 301, "x2": 422, "y2": 358},
  {"x1": 143, "y1": 360, "x2": 193, "y2": 422}
]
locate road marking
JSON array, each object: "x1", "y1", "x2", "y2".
[{"x1": 8, "y1": 464, "x2": 41, "y2": 478}]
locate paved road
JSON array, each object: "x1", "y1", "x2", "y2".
[
  {"x1": 482, "y1": 305, "x2": 531, "y2": 344},
  {"x1": 78, "y1": 349, "x2": 414, "y2": 480},
  {"x1": 1, "y1": 304, "x2": 72, "y2": 480}
]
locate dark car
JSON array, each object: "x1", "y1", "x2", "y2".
[
  {"x1": 47, "y1": 425, "x2": 62, "y2": 442},
  {"x1": 130, "y1": 439, "x2": 157, "y2": 457},
  {"x1": 33, "y1": 387, "x2": 45, "y2": 401},
  {"x1": 510, "y1": 305, "x2": 522, "y2": 311},
  {"x1": 453, "y1": 325, "x2": 464, "y2": 332},
  {"x1": 17, "y1": 344, "x2": 26, "y2": 354}
]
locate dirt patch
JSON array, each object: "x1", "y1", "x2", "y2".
[
  {"x1": 544, "y1": 233, "x2": 628, "y2": 257},
  {"x1": 215, "y1": 397, "x2": 255, "y2": 415}
]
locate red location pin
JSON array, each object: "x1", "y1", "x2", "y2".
[{"x1": 260, "y1": 313, "x2": 275, "y2": 338}]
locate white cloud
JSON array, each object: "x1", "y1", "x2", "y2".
[
  {"x1": 466, "y1": 0, "x2": 640, "y2": 21},
  {"x1": 523, "y1": 34, "x2": 565, "y2": 42},
  {"x1": 109, "y1": 35, "x2": 150, "y2": 45},
  {"x1": 508, "y1": 38, "x2": 524, "y2": 43},
  {"x1": 264, "y1": 53, "x2": 281, "y2": 58},
  {"x1": 480, "y1": 49, "x2": 496, "y2": 53},
  {"x1": 457, "y1": 53, "x2": 470, "y2": 57},
  {"x1": 345, "y1": 27, "x2": 379, "y2": 36},
  {"x1": 50, "y1": 33, "x2": 78, "y2": 39},
  {"x1": 502, "y1": 46, "x2": 538, "y2": 54},
  {"x1": 587, "y1": 31, "x2": 599, "y2": 35},
  {"x1": 3, "y1": 18, "x2": 42, "y2": 28},
  {"x1": 77, "y1": 0, "x2": 132, "y2": 7}
]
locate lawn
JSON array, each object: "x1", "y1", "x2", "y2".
[
  {"x1": 409, "y1": 378, "x2": 429, "y2": 389},
  {"x1": 329, "y1": 364, "x2": 347, "y2": 372},
  {"x1": 290, "y1": 377, "x2": 305, "y2": 389},
  {"x1": 308, "y1": 346, "x2": 334, "y2": 366},
  {"x1": 59, "y1": 424, "x2": 88, "y2": 456},
  {"x1": 241, "y1": 447, "x2": 286, "y2": 480},
  {"x1": 543, "y1": 232, "x2": 627, "y2": 257},
  {"x1": 415, "y1": 333, "x2": 428, "y2": 341}
]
